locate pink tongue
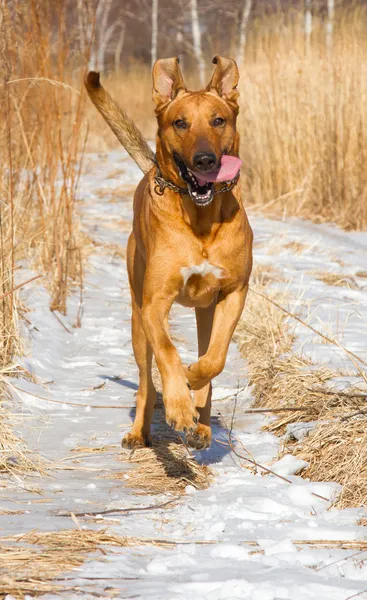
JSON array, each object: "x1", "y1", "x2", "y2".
[{"x1": 193, "y1": 155, "x2": 242, "y2": 185}]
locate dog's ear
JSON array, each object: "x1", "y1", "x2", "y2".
[
  {"x1": 206, "y1": 56, "x2": 239, "y2": 112},
  {"x1": 152, "y1": 57, "x2": 186, "y2": 113}
]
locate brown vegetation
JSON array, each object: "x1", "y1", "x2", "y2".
[
  {"x1": 240, "y1": 9, "x2": 367, "y2": 230},
  {"x1": 0, "y1": 529, "x2": 141, "y2": 599},
  {"x1": 0, "y1": 0, "x2": 89, "y2": 479},
  {"x1": 122, "y1": 437, "x2": 212, "y2": 494},
  {"x1": 236, "y1": 265, "x2": 367, "y2": 509},
  {"x1": 1, "y1": 1, "x2": 88, "y2": 361}
]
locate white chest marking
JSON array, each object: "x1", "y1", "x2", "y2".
[{"x1": 180, "y1": 261, "x2": 224, "y2": 285}]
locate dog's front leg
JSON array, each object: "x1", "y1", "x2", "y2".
[
  {"x1": 141, "y1": 284, "x2": 199, "y2": 433},
  {"x1": 185, "y1": 285, "x2": 248, "y2": 391}
]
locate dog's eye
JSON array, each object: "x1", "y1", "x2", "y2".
[
  {"x1": 173, "y1": 119, "x2": 187, "y2": 130},
  {"x1": 213, "y1": 117, "x2": 225, "y2": 127}
]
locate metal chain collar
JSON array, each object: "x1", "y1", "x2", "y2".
[{"x1": 153, "y1": 167, "x2": 240, "y2": 197}]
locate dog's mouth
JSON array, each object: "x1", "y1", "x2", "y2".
[
  {"x1": 174, "y1": 155, "x2": 214, "y2": 206},
  {"x1": 174, "y1": 154, "x2": 242, "y2": 207}
]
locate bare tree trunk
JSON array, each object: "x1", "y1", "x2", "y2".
[
  {"x1": 190, "y1": 0, "x2": 205, "y2": 86},
  {"x1": 97, "y1": 20, "x2": 119, "y2": 72},
  {"x1": 237, "y1": 0, "x2": 253, "y2": 68},
  {"x1": 176, "y1": 27, "x2": 184, "y2": 69},
  {"x1": 151, "y1": 0, "x2": 158, "y2": 68},
  {"x1": 304, "y1": 0, "x2": 312, "y2": 56},
  {"x1": 326, "y1": 0, "x2": 334, "y2": 54},
  {"x1": 97, "y1": 0, "x2": 113, "y2": 71},
  {"x1": 114, "y1": 21, "x2": 126, "y2": 73}
]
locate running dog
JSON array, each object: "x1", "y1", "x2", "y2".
[{"x1": 85, "y1": 56, "x2": 253, "y2": 449}]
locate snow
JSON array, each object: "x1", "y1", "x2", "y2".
[
  {"x1": 2, "y1": 148, "x2": 367, "y2": 599},
  {"x1": 270, "y1": 454, "x2": 309, "y2": 477}
]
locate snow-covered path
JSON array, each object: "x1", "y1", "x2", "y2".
[{"x1": 2, "y1": 150, "x2": 367, "y2": 600}]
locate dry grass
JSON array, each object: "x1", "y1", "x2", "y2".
[
  {"x1": 240, "y1": 8, "x2": 367, "y2": 230},
  {"x1": 297, "y1": 421, "x2": 367, "y2": 508},
  {"x1": 1, "y1": 1, "x2": 87, "y2": 326},
  {"x1": 0, "y1": 420, "x2": 46, "y2": 481},
  {"x1": 282, "y1": 241, "x2": 308, "y2": 255},
  {"x1": 312, "y1": 271, "x2": 359, "y2": 290},
  {"x1": 236, "y1": 265, "x2": 367, "y2": 508},
  {"x1": 2, "y1": 527, "x2": 367, "y2": 598},
  {"x1": 0, "y1": 529, "x2": 138, "y2": 599},
  {"x1": 0, "y1": 375, "x2": 47, "y2": 483},
  {"x1": 1, "y1": 1, "x2": 89, "y2": 476},
  {"x1": 122, "y1": 436, "x2": 212, "y2": 495}
]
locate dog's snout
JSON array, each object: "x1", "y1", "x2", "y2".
[{"x1": 193, "y1": 152, "x2": 217, "y2": 172}]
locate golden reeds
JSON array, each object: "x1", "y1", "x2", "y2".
[
  {"x1": 236, "y1": 265, "x2": 367, "y2": 509},
  {"x1": 1, "y1": 0, "x2": 89, "y2": 476},
  {"x1": 0, "y1": 529, "x2": 135, "y2": 599},
  {"x1": 240, "y1": 8, "x2": 367, "y2": 230},
  {"x1": 1, "y1": 0, "x2": 88, "y2": 362}
]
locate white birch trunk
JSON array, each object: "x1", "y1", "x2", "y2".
[
  {"x1": 176, "y1": 28, "x2": 184, "y2": 69},
  {"x1": 97, "y1": 21, "x2": 119, "y2": 72},
  {"x1": 151, "y1": 0, "x2": 158, "y2": 68},
  {"x1": 114, "y1": 21, "x2": 126, "y2": 73},
  {"x1": 304, "y1": 0, "x2": 312, "y2": 56},
  {"x1": 90, "y1": 0, "x2": 113, "y2": 71},
  {"x1": 237, "y1": 0, "x2": 253, "y2": 68},
  {"x1": 326, "y1": 0, "x2": 334, "y2": 54},
  {"x1": 190, "y1": 0, "x2": 205, "y2": 86}
]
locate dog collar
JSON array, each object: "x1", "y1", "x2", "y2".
[{"x1": 153, "y1": 166, "x2": 240, "y2": 197}]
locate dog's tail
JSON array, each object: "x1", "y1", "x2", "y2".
[{"x1": 85, "y1": 71, "x2": 155, "y2": 174}]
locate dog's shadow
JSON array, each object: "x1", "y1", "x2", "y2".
[{"x1": 101, "y1": 375, "x2": 231, "y2": 478}]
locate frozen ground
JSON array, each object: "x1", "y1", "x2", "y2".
[{"x1": 2, "y1": 149, "x2": 367, "y2": 600}]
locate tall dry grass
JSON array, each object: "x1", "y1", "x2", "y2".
[
  {"x1": 240, "y1": 8, "x2": 367, "y2": 230},
  {"x1": 0, "y1": 0, "x2": 90, "y2": 476},
  {"x1": 0, "y1": 1, "x2": 88, "y2": 367}
]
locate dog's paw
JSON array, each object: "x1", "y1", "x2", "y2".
[
  {"x1": 164, "y1": 388, "x2": 199, "y2": 433},
  {"x1": 121, "y1": 431, "x2": 152, "y2": 449},
  {"x1": 185, "y1": 370, "x2": 211, "y2": 391},
  {"x1": 186, "y1": 423, "x2": 212, "y2": 450},
  {"x1": 185, "y1": 357, "x2": 221, "y2": 390}
]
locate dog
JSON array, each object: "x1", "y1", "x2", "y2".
[{"x1": 85, "y1": 56, "x2": 253, "y2": 450}]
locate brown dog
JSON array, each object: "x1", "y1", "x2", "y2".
[{"x1": 85, "y1": 56, "x2": 253, "y2": 450}]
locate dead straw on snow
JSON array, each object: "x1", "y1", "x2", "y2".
[
  {"x1": 236, "y1": 265, "x2": 367, "y2": 509},
  {"x1": 0, "y1": 529, "x2": 137, "y2": 600},
  {"x1": 312, "y1": 270, "x2": 360, "y2": 290},
  {"x1": 2, "y1": 527, "x2": 367, "y2": 599},
  {"x1": 0, "y1": 387, "x2": 48, "y2": 482},
  {"x1": 297, "y1": 421, "x2": 367, "y2": 508},
  {"x1": 122, "y1": 435, "x2": 213, "y2": 495},
  {"x1": 116, "y1": 389, "x2": 213, "y2": 495}
]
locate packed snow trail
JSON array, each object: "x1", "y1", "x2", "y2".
[{"x1": 2, "y1": 150, "x2": 367, "y2": 600}]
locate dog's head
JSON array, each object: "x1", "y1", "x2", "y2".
[{"x1": 153, "y1": 56, "x2": 241, "y2": 206}]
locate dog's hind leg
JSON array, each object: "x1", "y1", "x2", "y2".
[{"x1": 186, "y1": 302, "x2": 216, "y2": 450}]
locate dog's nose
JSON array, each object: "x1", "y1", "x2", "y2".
[{"x1": 193, "y1": 152, "x2": 217, "y2": 172}]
